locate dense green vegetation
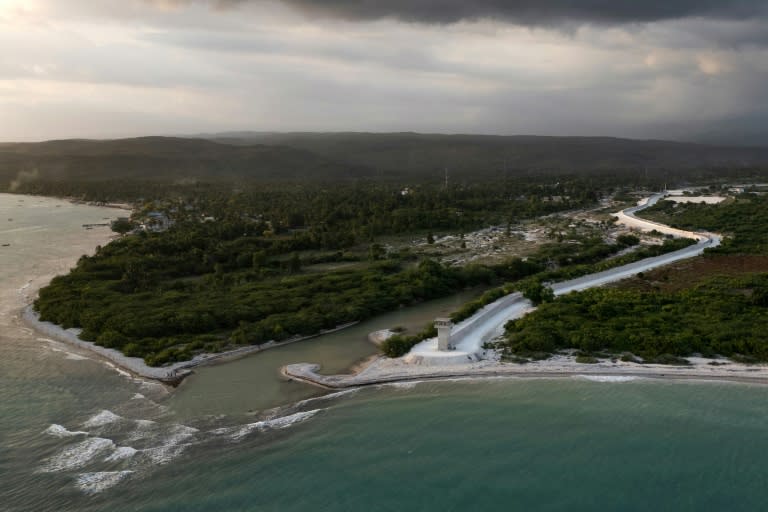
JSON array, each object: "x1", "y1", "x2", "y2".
[
  {"x1": 34, "y1": 176, "x2": 619, "y2": 366},
  {"x1": 37, "y1": 164, "x2": 708, "y2": 366},
  {"x1": 23, "y1": 134, "x2": 768, "y2": 367},
  {"x1": 211, "y1": 132, "x2": 768, "y2": 176},
  {"x1": 380, "y1": 237, "x2": 693, "y2": 357},
  {"x1": 502, "y1": 193, "x2": 768, "y2": 362},
  {"x1": 37, "y1": 255, "x2": 490, "y2": 366},
  {"x1": 503, "y1": 274, "x2": 768, "y2": 362},
  {"x1": 640, "y1": 193, "x2": 768, "y2": 254},
  {"x1": 5, "y1": 135, "x2": 768, "y2": 201}
]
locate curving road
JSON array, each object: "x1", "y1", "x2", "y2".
[{"x1": 405, "y1": 192, "x2": 721, "y2": 364}]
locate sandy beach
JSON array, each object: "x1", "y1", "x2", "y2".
[
  {"x1": 23, "y1": 306, "x2": 360, "y2": 384},
  {"x1": 283, "y1": 352, "x2": 768, "y2": 389}
]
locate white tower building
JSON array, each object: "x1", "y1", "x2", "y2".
[{"x1": 435, "y1": 317, "x2": 454, "y2": 351}]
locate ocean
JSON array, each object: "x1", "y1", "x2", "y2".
[{"x1": 2, "y1": 193, "x2": 768, "y2": 511}]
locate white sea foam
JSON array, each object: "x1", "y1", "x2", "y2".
[
  {"x1": 139, "y1": 380, "x2": 170, "y2": 395},
  {"x1": 65, "y1": 352, "x2": 89, "y2": 361},
  {"x1": 139, "y1": 424, "x2": 199, "y2": 465},
  {"x1": 102, "y1": 362, "x2": 133, "y2": 378},
  {"x1": 44, "y1": 424, "x2": 88, "y2": 438},
  {"x1": 75, "y1": 471, "x2": 134, "y2": 495},
  {"x1": 294, "y1": 388, "x2": 359, "y2": 408},
  {"x1": 83, "y1": 410, "x2": 123, "y2": 428},
  {"x1": 577, "y1": 375, "x2": 640, "y2": 383},
  {"x1": 379, "y1": 381, "x2": 421, "y2": 390},
  {"x1": 124, "y1": 419, "x2": 159, "y2": 442},
  {"x1": 213, "y1": 409, "x2": 321, "y2": 441},
  {"x1": 140, "y1": 443, "x2": 190, "y2": 465},
  {"x1": 41, "y1": 438, "x2": 116, "y2": 472},
  {"x1": 104, "y1": 446, "x2": 138, "y2": 462},
  {"x1": 165, "y1": 424, "x2": 199, "y2": 440}
]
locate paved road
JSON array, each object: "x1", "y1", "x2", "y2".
[{"x1": 428, "y1": 193, "x2": 721, "y2": 358}]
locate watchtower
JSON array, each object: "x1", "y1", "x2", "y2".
[{"x1": 435, "y1": 317, "x2": 454, "y2": 351}]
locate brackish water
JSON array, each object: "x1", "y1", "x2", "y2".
[{"x1": 2, "y1": 194, "x2": 768, "y2": 511}]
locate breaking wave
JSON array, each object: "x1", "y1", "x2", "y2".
[
  {"x1": 83, "y1": 410, "x2": 123, "y2": 428},
  {"x1": 41, "y1": 438, "x2": 116, "y2": 472},
  {"x1": 75, "y1": 471, "x2": 135, "y2": 495},
  {"x1": 294, "y1": 388, "x2": 359, "y2": 408},
  {"x1": 44, "y1": 424, "x2": 87, "y2": 438},
  {"x1": 104, "y1": 446, "x2": 138, "y2": 462},
  {"x1": 378, "y1": 380, "x2": 422, "y2": 390},
  {"x1": 211, "y1": 409, "x2": 321, "y2": 441},
  {"x1": 138, "y1": 424, "x2": 199, "y2": 465},
  {"x1": 102, "y1": 362, "x2": 133, "y2": 379},
  {"x1": 577, "y1": 375, "x2": 640, "y2": 383}
]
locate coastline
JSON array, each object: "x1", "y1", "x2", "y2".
[
  {"x1": 18, "y1": 189, "x2": 752, "y2": 392},
  {"x1": 282, "y1": 353, "x2": 768, "y2": 389},
  {"x1": 282, "y1": 192, "x2": 753, "y2": 389},
  {"x1": 22, "y1": 305, "x2": 359, "y2": 385},
  {"x1": 2, "y1": 190, "x2": 134, "y2": 212}
]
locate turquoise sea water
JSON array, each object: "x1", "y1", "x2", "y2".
[{"x1": 3, "y1": 194, "x2": 768, "y2": 511}]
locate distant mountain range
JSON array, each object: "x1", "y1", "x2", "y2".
[
  {"x1": 2, "y1": 133, "x2": 768, "y2": 188},
  {"x1": 203, "y1": 132, "x2": 768, "y2": 175}
]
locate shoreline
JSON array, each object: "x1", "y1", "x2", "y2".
[
  {"x1": 282, "y1": 353, "x2": 768, "y2": 389},
  {"x1": 22, "y1": 305, "x2": 359, "y2": 385},
  {"x1": 2, "y1": 190, "x2": 134, "y2": 212},
  {"x1": 17, "y1": 189, "x2": 750, "y2": 392},
  {"x1": 281, "y1": 191, "x2": 745, "y2": 389}
]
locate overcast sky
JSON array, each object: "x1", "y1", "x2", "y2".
[{"x1": 1, "y1": 0, "x2": 767, "y2": 143}]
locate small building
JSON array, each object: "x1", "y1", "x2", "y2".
[
  {"x1": 435, "y1": 317, "x2": 454, "y2": 351},
  {"x1": 141, "y1": 211, "x2": 173, "y2": 232}
]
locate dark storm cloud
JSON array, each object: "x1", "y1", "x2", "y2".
[{"x1": 253, "y1": 0, "x2": 768, "y2": 25}]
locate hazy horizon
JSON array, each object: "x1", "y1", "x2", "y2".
[{"x1": 1, "y1": 1, "x2": 767, "y2": 145}]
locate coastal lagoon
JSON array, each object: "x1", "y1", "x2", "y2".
[{"x1": 3, "y1": 194, "x2": 768, "y2": 511}]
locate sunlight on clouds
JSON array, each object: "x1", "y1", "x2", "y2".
[
  {"x1": 697, "y1": 53, "x2": 730, "y2": 75},
  {"x1": 0, "y1": 0, "x2": 40, "y2": 23},
  {"x1": 0, "y1": 0, "x2": 765, "y2": 140}
]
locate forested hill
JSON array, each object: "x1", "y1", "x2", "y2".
[
  {"x1": 3, "y1": 134, "x2": 768, "y2": 195},
  {"x1": 0, "y1": 136, "x2": 366, "y2": 185},
  {"x1": 207, "y1": 132, "x2": 768, "y2": 175}
]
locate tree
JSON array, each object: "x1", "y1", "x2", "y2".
[
  {"x1": 368, "y1": 243, "x2": 385, "y2": 261},
  {"x1": 521, "y1": 279, "x2": 555, "y2": 305},
  {"x1": 111, "y1": 218, "x2": 134, "y2": 235},
  {"x1": 617, "y1": 234, "x2": 640, "y2": 247},
  {"x1": 288, "y1": 252, "x2": 301, "y2": 273},
  {"x1": 252, "y1": 250, "x2": 267, "y2": 269}
]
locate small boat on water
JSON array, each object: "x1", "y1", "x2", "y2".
[{"x1": 1, "y1": 243, "x2": 10, "y2": 247}]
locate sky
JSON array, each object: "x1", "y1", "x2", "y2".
[{"x1": 1, "y1": 0, "x2": 767, "y2": 143}]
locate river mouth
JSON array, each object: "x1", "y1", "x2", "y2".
[{"x1": 163, "y1": 288, "x2": 485, "y2": 418}]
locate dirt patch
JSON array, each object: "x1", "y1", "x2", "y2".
[{"x1": 616, "y1": 254, "x2": 768, "y2": 292}]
